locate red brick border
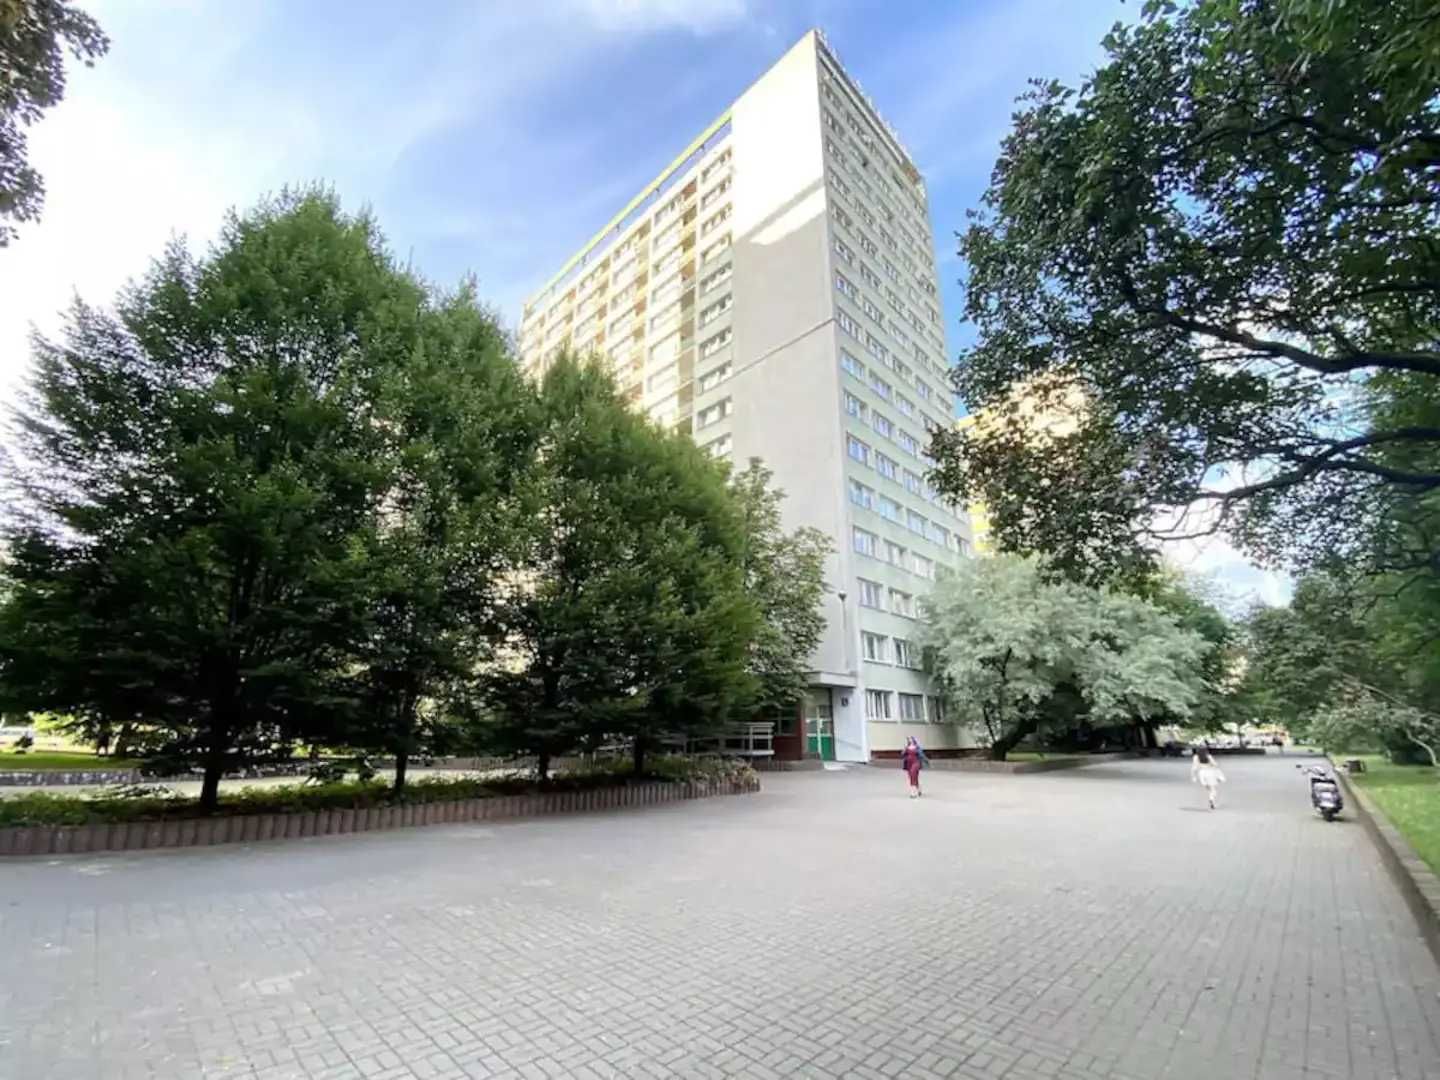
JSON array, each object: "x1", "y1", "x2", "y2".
[{"x1": 0, "y1": 775, "x2": 761, "y2": 857}]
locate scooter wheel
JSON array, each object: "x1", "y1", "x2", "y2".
[{"x1": 1322, "y1": 810, "x2": 1336, "y2": 822}]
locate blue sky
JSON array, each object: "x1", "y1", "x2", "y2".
[{"x1": 0, "y1": 0, "x2": 1289, "y2": 606}]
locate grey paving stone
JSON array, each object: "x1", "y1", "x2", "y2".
[{"x1": 2, "y1": 757, "x2": 1439, "y2": 1079}]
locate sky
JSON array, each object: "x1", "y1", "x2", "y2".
[{"x1": 0, "y1": 0, "x2": 1291, "y2": 607}]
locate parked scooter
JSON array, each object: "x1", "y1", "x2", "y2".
[{"x1": 1296, "y1": 764, "x2": 1344, "y2": 821}]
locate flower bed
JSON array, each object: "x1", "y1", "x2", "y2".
[{"x1": 0, "y1": 758, "x2": 760, "y2": 856}]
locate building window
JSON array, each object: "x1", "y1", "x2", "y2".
[
  {"x1": 912, "y1": 554, "x2": 935, "y2": 580},
  {"x1": 858, "y1": 579, "x2": 884, "y2": 609},
  {"x1": 898, "y1": 692, "x2": 925, "y2": 720},
  {"x1": 886, "y1": 541, "x2": 908, "y2": 570},
  {"x1": 837, "y1": 309, "x2": 861, "y2": 338},
  {"x1": 884, "y1": 258, "x2": 900, "y2": 282},
  {"x1": 903, "y1": 469, "x2": 923, "y2": 495},
  {"x1": 896, "y1": 394, "x2": 915, "y2": 418},
  {"x1": 702, "y1": 433, "x2": 732, "y2": 460},
  {"x1": 915, "y1": 379, "x2": 933, "y2": 402},
  {"x1": 928, "y1": 696, "x2": 947, "y2": 723},
  {"x1": 844, "y1": 391, "x2": 868, "y2": 421},
  {"x1": 701, "y1": 205, "x2": 733, "y2": 236},
  {"x1": 894, "y1": 640, "x2": 918, "y2": 670},
  {"x1": 701, "y1": 263, "x2": 733, "y2": 295},
  {"x1": 648, "y1": 365, "x2": 678, "y2": 395},
  {"x1": 835, "y1": 272, "x2": 859, "y2": 301},
  {"x1": 697, "y1": 363, "x2": 732, "y2": 394},
  {"x1": 860, "y1": 263, "x2": 882, "y2": 290},
  {"x1": 832, "y1": 204, "x2": 853, "y2": 231},
  {"x1": 846, "y1": 434, "x2": 871, "y2": 465},
  {"x1": 896, "y1": 430, "x2": 920, "y2": 456},
  {"x1": 701, "y1": 149, "x2": 732, "y2": 184},
  {"x1": 865, "y1": 689, "x2": 894, "y2": 720},
  {"x1": 868, "y1": 372, "x2": 892, "y2": 400},
  {"x1": 853, "y1": 527, "x2": 878, "y2": 557},
  {"x1": 875, "y1": 453, "x2": 898, "y2": 480},
  {"x1": 859, "y1": 233, "x2": 879, "y2": 258},
  {"x1": 848, "y1": 478, "x2": 875, "y2": 510},
  {"x1": 699, "y1": 327, "x2": 732, "y2": 359},
  {"x1": 700, "y1": 177, "x2": 731, "y2": 210},
  {"x1": 699, "y1": 294, "x2": 732, "y2": 327},
  {"x1": 702, "y1": 234, "x2": 732, "y2": 264},
  {"x1": 889, "y1": 589, "x2": 913, "y2": 617},
  {"x1": 876, "y1": 494, "x2": 901, "y2": 522},
  {"x1": 872, "y1": 412, "x2": 894, "y2": 440},
  {"x1": 908, "y1": 510, "x2": 928, "y2": 536},
  {"x1": 866, "y1": 333, "x2": 890, "y2": 366},
  {"x1": 862, "y1": 297, "x2": 885, "y2": 324},
  {"x1": 833, "y1": 236, "x2": 855, "y2": 265},
  {"x1": 840, "y1": 350, "x2": 866, "y2": 379},
  {"x1": 862, "y1": 632, "x2": 889, "y2": 663},
  {"x1": 696, "y1": 398, "x2": 731, "y2": 430},
  {"x1": 928, "y1": 523, "x2": 950, "y2": 548}
]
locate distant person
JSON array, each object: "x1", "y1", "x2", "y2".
[
  {"x1": 1191, "y1": 746, "x2": 1226, "y2": 809},
  {"x1": 900, "y1": 736, "x2": 929, "y2": 798}
]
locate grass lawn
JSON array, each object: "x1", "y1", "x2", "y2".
[
  {"x1": 0, "y1": 750, "x2": 141, "y2": 772},
  {"x1": 1349, "y1": 755, "x2": 1440, "y2": 875}
]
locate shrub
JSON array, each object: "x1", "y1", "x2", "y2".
[{"x1": 0, "y1": 755, "x2": 757, "y2": 826}]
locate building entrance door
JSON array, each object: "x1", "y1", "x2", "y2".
[{"x1": 804, "y1": 688, "x2": 835, "y2": 761}]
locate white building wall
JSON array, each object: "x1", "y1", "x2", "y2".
[{"x1": 519, "y1": 30, "x2": 975, "y2": 762}]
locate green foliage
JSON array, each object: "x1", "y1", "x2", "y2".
[
  {"x1": 930, "y1": 0, "x2": 1440, "y2": 581},
  {"x1": 920, "y1": 554, "x2": 1206, "y2": 758},
  {"x1": 478, "y1": 357, "x2": 760, "y2": 775},
  {"x1": 0, "y1": 756, "x2": 758, "y2": 826},
  {"x1": 0, "y1": 189, "x2": 438, "y2": 809},
  {"x1": 0, "y1": 750, "x2": 139, "y2": 771},
  {"x1": 0, "y1": 0, "x2": 108, "y2": 244}
]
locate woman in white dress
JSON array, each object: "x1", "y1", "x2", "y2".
[{"x1": 1191, "y1": 746, "x2": 1226, "y2": 809}]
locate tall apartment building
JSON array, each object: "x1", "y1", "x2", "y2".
[{"x1": 517, "y1": 30, "x2": 973, "y2": 762}]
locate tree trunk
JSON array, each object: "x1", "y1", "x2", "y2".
[
  {"x1": 536, "y1": 750, "x2": 551, "y2": 781},
  {"x1": 632, "y1": 735, "x2": 647, "y2": 777},
  {"x1": 392, "y1": 692, "x2": 417, "y2": 796},
  {"x1": 199, "y1": 744, "x2": 226, "y2": 814},
  {"x1": 990, "y1": 716, "x2": 1038, "y2": 761},
  {"x1": 393, "y1": 745, "x2": 410, "y2": 795}
]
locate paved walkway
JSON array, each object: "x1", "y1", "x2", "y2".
[{"x1": 2, "y1": 756, "x2": 1438, "y2": 1079}]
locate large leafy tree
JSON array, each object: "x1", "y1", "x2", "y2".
[
  {"x1": 921, "y1": 554, "x2": 1205, "y2": 758},
  {"x1": 728, "y1": 460, "x2": 830, "y2": 718},
  {"x1": 0, "y1": 189, "x2": 430, "y2": 809},
  {"x1": 480, "y1": 358, "x2": 758, "y2": 777},
  {"x1": 0, "y1": 0, "x2": 109, "y2": 244},
  {"x1": 344, "y1": 287, "x2": 536, "y2": 793},
  {"x1": 930, "y1": 0, "x2": 1440, "y2": 581}
]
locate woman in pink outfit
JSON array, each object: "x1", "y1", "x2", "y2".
[{"x1": 900, "y1": 736, "x2": 929, "y2": 798}]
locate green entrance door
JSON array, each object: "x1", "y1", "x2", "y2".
[{"x1": 804, "y1": 689, "x2": 835, "y2": 761}]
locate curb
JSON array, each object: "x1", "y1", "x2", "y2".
[
  {"x1": 922, "y1": 752, "x2": 1136, "y2": 775},
  {"x1": 1331, "y1": 762, "x2": 1440, "y2": 969},
  {"x1": 0, "y1": 775, "x2": 761, "y2": 858}
]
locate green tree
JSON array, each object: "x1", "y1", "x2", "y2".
[
  {"x1": 728, "y1": 460, "x2": 830, "y2": 718},
  {"x1": 0, "y1": 189, "x2": 429, "y2": 809},
  {"x1": 344, "y1": 287, "x2": 536, "y2": 793},
  {"x1": 0, "y1": 0, "x2": 109, "y2": 244},
  {"x1": 930, "y1": 0, "x2": 1440, "y2": 580},
  {"x1": 480, "y1": 358, "x2": 758, "y2": 777},
  {"x1": 1309, "y1": 680, "x2": 1440, "y2": 766},
  {"x1": 921, "y1": 554, "x2": 1203, "y2": 759}
]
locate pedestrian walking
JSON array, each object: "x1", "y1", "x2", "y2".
[
  {"x1": 900, "y1": 735, "x2": 929, "y2": 798},
  {"x1": 1191, "y1": 745, "x2": 1226, "y2": 809}
]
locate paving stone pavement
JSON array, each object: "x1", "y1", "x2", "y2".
[{"x1": 3, "y1": 755, "x2": 1439, "y2": 1080}]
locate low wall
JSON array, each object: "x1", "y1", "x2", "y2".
[
  {"x1": 0, "y1": 775, "x2": 760, "y2": 858},
  {"x1": 752, "y1": 759, "x2": 824, "y2": 772},
  {"x1": 1331, "y1": 763, "x2": 1440, "y2": 968}
]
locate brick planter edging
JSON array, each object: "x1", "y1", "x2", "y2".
[
  {"x1": 924, "y1": 752, "x2": 1135, "y2": 775},
  {"x1": 1331, "y1": 762, "x2": 1440, "y2": 968},
  {"x1": 0, "y1": 775, "x2": 761, "y2": 858}
]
